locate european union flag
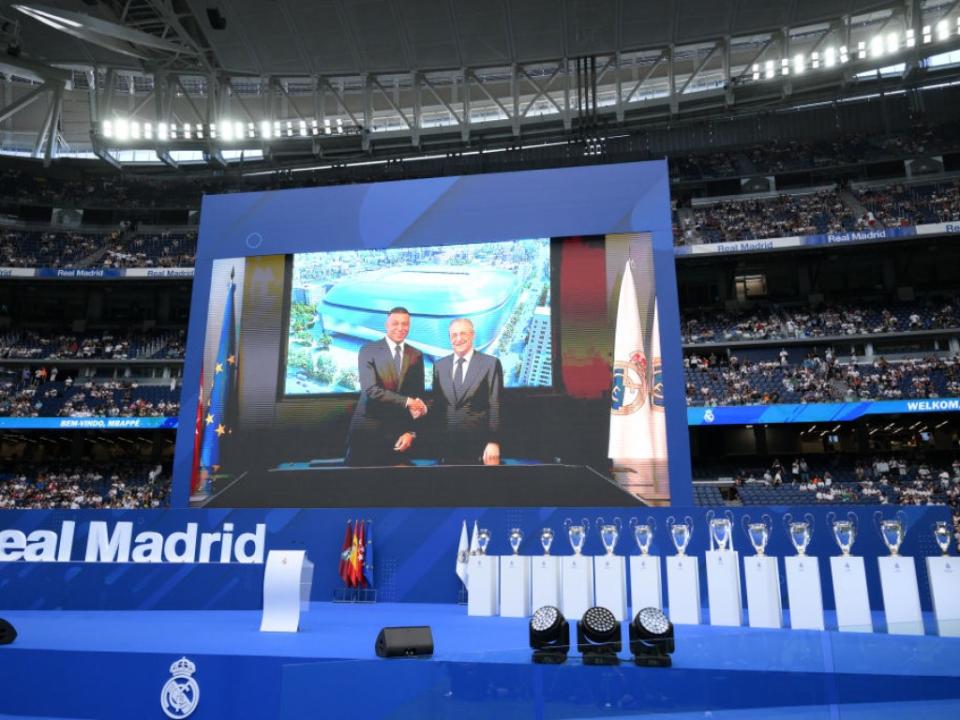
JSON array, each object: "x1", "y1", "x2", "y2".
[
  {"x1": 362, "y1": 521, "x2": 374, "y2": 589},
  {"x1": 199, "y1": 271, "x2": 238, "y2": 480}
]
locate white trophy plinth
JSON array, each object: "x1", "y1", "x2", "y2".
[
  {"x1": 830, "y1": 556, "x2": 872, "y2": 633},
  {"x1": 531, "y1": 556, "x2": 562, "y2": 610},
  {"x1": 877, "y1": 556, "x2": 923, "y2": 635},
  {"x1": 467, "y1": 554, "x2": 499, "y2": 616},
  {"x1": 561, "y1": 555, "x2": 594, "y2": 620},
  {"x1": 261, "y1": 549, "x2": 312, "y2": 633},
  {"x1": 743, "y1": 555, "x2": 782, "y2": 629},
  {"x1": 499, "y1": 555, "x2": 532, "y2": 618},
  {"x1": 595, "y1": 554, "x2": 628, "y2": 621},
  {"x1": 629, "y1": 555, "x2": 662, "y2": 612},
  {"x1": 926, "y1": 556, "x2": 960, "y2": 637},
  {"x1": 666, "y1": 555, "x2": 701, "y2": 625},
  {"x1": 705, "y1": 550, "x2": 742, "y2": 627},
  {"x1": 784, "y1": 556, "x2": 825, "y2": 631}
]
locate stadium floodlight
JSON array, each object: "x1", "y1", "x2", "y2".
[
  {"x1": 209, "y1": 123, "x2": 218, "y2": 139},
  {"x1": 858, "y1": 40, "x2": 867, "y2": 59},
  {"x1": 811, "y1": 51, "x2": 820, "y2": 69},
  {"x1": 247, "y1": 122, "x2": 255, "y2": 139},
  {"x1": 286, "y1": 120, "x2": 293, "y2": 137},
  {"x1": 793, "y1": 54, "x2": 805, "y2": 74},
  {"x1": 824, "y1": 47, "x2": 836, "y2": 67},
  {"x1": 144, "y1": 122, "x2": 153, "y2": 140},
  {"x1": 234, "y1": 121, "x2": 244, "y2": 141},
  {"x1": 128, "y1": 119, "x2": 138, "y2": 139},
  {"x1": 102, "y1": 119, "x2": 113, "y2": 138},
  {"x1": 840, "y1": 45, "x2": 849, "y2": 63},
  {"x1": 115, "y1": 117, "x2": 129, "y2": 141},
  {"x1": 887, "y1": 32, "x2": 898, "y2": 54},
  {"x1": 870, "y1": 35, "x2": 885, "y2": 58},
  {"x1": 183, "y1": 123, "x2": 191, "y2": 139},
  {"x1": 923, "y1": 25, "x2": 932, "y2": 43},
  {"x1": 764, "y1": 59, "x2": 775, "y2": 79},
  {"x1": 273, "y1": 120, "x2": 281, "y2": 137},
  {"x1": 311, "y1": 119, "x2": 319, "y2": 135},
  {"x1": 299, "y1": 119, "x2": 307, "y2": 137},
  {"x1": 260, "y1": 120, "x2": 272, "y2": 139},
  {"x1": 936, "y1": 19, "x2": 949, "y2": 41},
  {"x1": 157, "y1": 122, "x2": 168, "y2": 141},
  {"x1": 195, "y1": 123, "x2": 203, "y2": 139},
  {"x1": 781, "y1": 57, "x2": 790, "y2": 75},
  {"x1": 219, "y1": 121, "x2": 231, "y2": 141},
  {"x1": 906, "y1": 28, "x2": 916, "y2": 48},
  {"x1": 752, "y1": 63, "x2": 760, "y2": 80},
  {"x1": 629, "y1": 607, "x2": 675, "y2": 667},
  {"x1": 577, "y1": 606, "x2": 621, "y2": 666},
  {"x1": 324, "y1": 118, "x2": 332, "y2": 135},
  {"x1": 529, "y1": 606, "x2": 569, "y2": 664}
]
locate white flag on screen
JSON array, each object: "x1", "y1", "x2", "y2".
[
  {"x1": 650, "y1": 299, "x2": 668, "y2": 460},
  {"x1": 469, "y1": 520, "x2": 479, "y2": 556},
  {"x1": 455, "y1": 520, "x2": 469, "y2": 589},
  {"x1": 608, "y1": 260, "x2": 654, "y2": 460}
]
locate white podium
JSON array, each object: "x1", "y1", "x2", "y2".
[
  {"x1": 629, "y1": 555, "x2": 663, "y2": 612},
  {"x1": 830, "y1": 556, "x2": 872, "y2": 633},
  {"x1": 666, "y1": 556, "x2": 701, "y2": 625},
  {"x1": 743, "y1": 555, "x2": 782, "y2": 629},
  {"x1": 260, "y1": 550, "x2": 312, "y2": 633},
  {"x1": 784, "y1": 556, "x2": 825, "y2": 631},
  {"x1": 706, "y1": 550, "x2": 742, "y2": 627},
  {"x1": 500, "y1": 555, "x2": 532, "y2": 618},
  {"x1": 876, "y1": 556, "x2": 922, "y2": 635},
  {"x1": 595, "y1": 554, "x2": 628, "y2": 621},
  {"x1": 531, "y1": 556, "x2": 562, "y2": 610},
  {"x1": 926, "y1": 556, "x2": 960, "y2": 637},
  {"x1": 467, "y1": 555, "x2": 499, "y2": 616},
  {"x1": 561, "y1": 555, "x2": 594, "y2": 620}
]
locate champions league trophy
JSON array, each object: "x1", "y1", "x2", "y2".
[
  {"x1": 666, "y1": 515, "x2": 693, "y2": 556},
  {"x1": 706, "y1": 509, "x2": 734, "y2": 552},
  {"x1": 508, "y1": 528, "x2": 524, "y2": 556},
  {"x1": 476, "y1": 528, "x2": 491, "y2": 556},
  {"x1": 827, "y1": 511, "x2": 858, "y2": 556},
  {"x1": 596, "y1": 516, "x2": 622, "y2": 555},
  {"x1": 742, "y1": 514, "x2": 772, "y2": 556},
  {"x1": 629, "y1": 516, "x2": 656, "y2": 556},
  {"x1": 933, "y1": 521, "x2": 952, "y2": 556},
  {"x1": 540, "y1": 528, "x2": 555, "y2": 556},
  {"x1": 783, "y1": 513, "x2": 814, "y2": 556},
  {"x1": 874, "y1": 511, "x2": 907, "y2": 556},
  {"x1": 564, "y1": 518, "x2": 590, "y2": 556}
]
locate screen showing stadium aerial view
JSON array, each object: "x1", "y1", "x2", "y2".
[
  {"x1": 188, "y1": 234, "x2": 670, "y2": 507},
  {"x1": 283, "y1": 238, "x2": 552, "y2": 396}
]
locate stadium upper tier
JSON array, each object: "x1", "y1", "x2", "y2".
[
  {"x1": 0, "y1": 380, "x2": 180, "y2": 418},
  {"x1": 685, "y1": 354, "x2": 960, "y2": 407},
  {"x1": 0, "y1": 463, "x2": 170, "y2": 509},
  {"x1": 681, "y1": 300, "x2": 960, "y2": 344}
]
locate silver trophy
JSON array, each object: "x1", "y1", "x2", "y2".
[
  {"x1": 477, "y1": 528, "x2": 491, "y2": 556},
  {"x1": 933, "y1": 521, "x2": 952, "y2": 556},
  {"x1": 508, "y1": 528, "x2": 524, "y2": 556},
  {"x1": 706, "y1": 509, "x2": 734, "y2": 552},
  {"x1": 874, "y1": 511, "x2": 906, "y2": 556},
  {"x1": 667, "y1": 515, "x2": 693, "y2": 556},
  {"x1": 564, "y1": 518, "x2": 590, "y2": 556},
  {"x1": 827, "y1": 511, "x2": 858, "y2": 556},
  {"x1": 629, "y1": 516, "x2": 657, "y2": 556},
  {"x1": 742, "y1": 514, "x2": 772, "y2": 556},
  {"x1": 540, "y1": 528, "x2": 554, "y2": 556},
  {"x1": 783, "y1": 512, "x2": 814, "y2": 556},
  {"x1": 596, "y1": 516, "x2": 622, "y2": 555}
]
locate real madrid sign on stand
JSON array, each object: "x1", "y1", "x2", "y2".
[{"x1": 161, "y1": 657, "x2": 200, "y2": 719}]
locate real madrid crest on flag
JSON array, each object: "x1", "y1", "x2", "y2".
[
  {"x1": 608, "y1": 260, "x2": 654, "y2": 460},
  {"x1": 160, "y1": 657, "x2": 200, "y2": 719}
]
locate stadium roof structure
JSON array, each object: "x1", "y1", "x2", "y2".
[{"x1": 0, "y1": 0, "x2": 959, "y2": 169}]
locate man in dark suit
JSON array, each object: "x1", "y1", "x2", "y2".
[
  {"x1": 431, "y1": 318, "x2": 503, "y2": 465},
  {"x1": 345, "y1": 307, "x2": 427, "y2": 466}
]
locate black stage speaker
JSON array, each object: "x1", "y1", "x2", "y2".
[
  {"x1": 375, "y1": 626, "x2": 433, "y2": 658},
  {"x1": 0, "y1": 618, "x2": 17, "y2": 645}
]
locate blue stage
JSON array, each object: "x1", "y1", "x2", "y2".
[{"x1": 1, "y1": 602, "x2": 959, "y2": 719}]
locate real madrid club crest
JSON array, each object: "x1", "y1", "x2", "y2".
[
  {"x1": 161, "y1": 657, "x2": 200, "y2": 719},
  {"x1": 611, "y1": 350, "x2": 647, "y2": 415}
]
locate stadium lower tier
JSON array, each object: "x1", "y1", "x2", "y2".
[{"x1": 1, "y1": 603, "x2": 958, "y2": 719}]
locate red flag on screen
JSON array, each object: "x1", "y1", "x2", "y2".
[{"x1": 339, "y1": 520, "x2": 354, "y2": 587}]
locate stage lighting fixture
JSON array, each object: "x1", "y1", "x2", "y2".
[
  {"x1": 529, "y1": 605, "x2": 569, "y2": 664},
  {"x1": 577, "y1": 606, "x2": 621, "y2": 666},
  {"x1": 629, "y1": 607, "x2": 675, "y2": 668}
]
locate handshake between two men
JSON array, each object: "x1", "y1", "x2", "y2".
[{"x1": 345, "y1": 309, "x2": 503, "y2": 467}]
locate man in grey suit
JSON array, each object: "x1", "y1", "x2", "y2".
[
  {"x1": 345, "y1": 307, "x2": 427, "y2": 466},
  {"x1": 431, "y1": 318, "x2": 503, "y2": 465}
]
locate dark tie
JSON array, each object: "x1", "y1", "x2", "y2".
[
  {"x1": 454, "y1": 356, "x2": 465, "y2": 390},
  {"x1": 394, "y1": 344, "x2": 403, "y2": 375}
]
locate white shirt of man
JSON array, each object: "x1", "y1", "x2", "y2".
[{"x1": 451, "y1": 348, "x2": 475, "y2": 381}]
